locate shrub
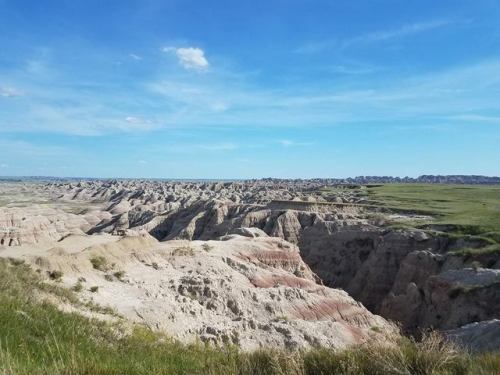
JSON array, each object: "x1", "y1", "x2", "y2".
[
  {"x1": 8, "y1": 257, "x2": 25, "y2": 266},
  {"x1": 90, "y1": 286, "x2": 99, "y2": 293},
  {"x1": 104, "y1": 274, "x2": 114, "y2": 282},
  {"x1": 113, "y1": 271, "x2": 125, "y2": 281},
  {"x1": 202, "y1": 243, "x2": 213, "y2": 252},
  {"x1": 172, "y1": 246, "x2": 194, "y2": 256},
  {"x1": 48, "y1": 270, "x2": 63, "y2": 281},
  {"x1": 471, "y1": 261, "x2": 482, "y2": 272},
  {"x1": 72, "y1": 282, "x2": 83, "y2": 292},
  {"x1": 90, "y1": 255, "x2": 108, "y2": 271}
]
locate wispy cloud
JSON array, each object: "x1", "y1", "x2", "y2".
[
  {"x1": 124, "y1": 116, "x2": 158, "y2": 130},
  {"x1": 163, "y1": 46, "x2": 209, "y2": 70},
  {"x1": 141, "y1": 142, "x2": 240, "y2": 155},
  {"x1": 129, "y1": 53, "x2": 142, "y2": 61},
  {"x1": 197, "y1": 142, "x2": 238, "y2": 151},
  {"x1": 277, "y1": 139, "x2": 314, "y2": 147},
  {"x1": 344, "y1": 19, "x2": 453, "y2": 46},
  {"x1": 0, "y1": 139, "x2": 68, "y2": 157},
  {"x1": 2, "y1": 40, "x2": 499, "y2": 137},
  {"x1": 329, "y1": 64, "x2": 377, "y2": 75},
  {"x1": 144, "y1": 59, "x2": 500, "y2": 129},
  {"x1": 294, "y1": 41, "x2": 332, "y2": 54},
  {"x1": 446, "y1": 114, "x2": 500, "y2": 124},
  {"x1": 296, "y1": 19, "x2": 457, "y2": 54},
  {"x1": 0, "y1": 86, "x2": 23, "y2": 97}
]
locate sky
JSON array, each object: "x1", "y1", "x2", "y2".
[{"x1": 1, "y1": 0, "x2": 500, "y2": 179}]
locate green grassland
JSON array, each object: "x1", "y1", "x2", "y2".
[
  {"x1": 1, "y1": 258, "x2": 499, "y2": 374},
  {"x1": 365, "y1": 184, "x2": 500, "y2": 235}
]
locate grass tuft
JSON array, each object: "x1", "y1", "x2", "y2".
[
  {"x1": 90, "y1": 255, "x2": 109, "y2": 271},
  {"x1": 113, "y1": 271, "x2": 125, "y2": 281},
  {"x1": 171, "y1": 246, "x2": 195, "y2": 257},
  {"x1": 47, "y1": 270, "x2": 63, "y2": 281}
]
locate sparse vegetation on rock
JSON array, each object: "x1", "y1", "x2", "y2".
[
  {"x1": 48, "y1": 270, "x2": 63, "y2": 281},
  {"x1": 90, "y1": 255, "x2": 109, "y2": 271}
]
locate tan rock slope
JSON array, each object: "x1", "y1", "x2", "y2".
[{"x1": 8, "y1": 230, "x2": 389, "y2": 350}]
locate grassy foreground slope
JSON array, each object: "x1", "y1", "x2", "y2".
[{"x1": 1, "y1": 259, "x2": 499, "y2": 374}]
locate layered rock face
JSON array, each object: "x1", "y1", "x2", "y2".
[
  {"x1": 445, "y1": 319, "x2": 500, "y2": 353},
  {"x1": 296, "y1": 224, "x2": 499, "y2": 332},
  {"x1": 1, "y1": 179, "x2": 499, "y2": 345},
  {"x1": 8, "y1": 231, "x2": 390, "y2": 350},
  {"x1": 0, "y1": 206, "x2": 94, "y2": 246}
]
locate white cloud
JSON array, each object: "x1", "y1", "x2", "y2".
[
  {"x1": 163, "y1": 46, "x2": 209, "y2": 70},
  {"x1": 125, "y1": 116, "x2": 142, "y2": 123},
  {"x1": 0, "y1": 86, "x2": 23, "y2": 97},
  {"x1": 129, "y1": 53, "x2": 142, "y2": 61},
  {"x1": 0, "y1": 163, "x2": 8, "y2": 168}
]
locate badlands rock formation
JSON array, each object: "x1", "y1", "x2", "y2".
[
  {"x1": 445, "y1": 319, "x2": 500, "y2": 353},
  {"x1": 1, "y1": 179, "x2": 499, "y2": 351},
  {"x1": 0, "y1": 181, "x2": 390, "y2": 350},
  {"x1": 23, "y1": 232, "x2": 389, "y2": 350}
]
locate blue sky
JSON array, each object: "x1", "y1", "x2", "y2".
[{"x1": 1, "y1": 0, "x2": 500, "y2": 178}]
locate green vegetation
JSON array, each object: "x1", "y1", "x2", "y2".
[
  {"x1": 90, "y1": 286, "x2": 99, "y2": 293},
  {"x1": 90, "y1": 255, "x2": 109, "y2": 271},
  {"x1": 451, "y1": 244, "x2": 500, "y2": 258},
  {"x1": 47, "y1": 270, "x2": 63, "y2": 281},
  {"x1": 202, "y1": 243, "x2": 214, "y2": 252},
  {"x1": 113, "y1": 270, "x2": 126, "y2": 281},
  {"x1": 1, "y1": 258, "x2": 499, "y2": 374},
  {"x1": 366, "y1": 184, "x2": 500, "y2": 235},
  {"x1": 72, "y1": 281, "x2": 84, "y2": 292},
  {"x1": 171, "y1": 245, "x2": 195, "y2": 256}
]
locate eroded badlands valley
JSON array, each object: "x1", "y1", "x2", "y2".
[{"x1": 1, "y1": 179, "x2": 499, "y2": 352}]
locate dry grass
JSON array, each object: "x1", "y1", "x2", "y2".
[
  {"x1": 89, "y1": 255, "x2": 110, "y2": 271},
  {"x1": 171, "y1": 245, "x2": 195, "y2": 256}
]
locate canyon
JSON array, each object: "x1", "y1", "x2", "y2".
[{"x1": 1, "y1": 179, "x2": 499, "y2": 352}]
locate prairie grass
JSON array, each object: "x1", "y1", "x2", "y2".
[
  {"x1": 366, "y1": 184, "x2": 500, "y2": 234},
  {"x1": 0, "y1": 258, "x2": 498, "y2": 374},
  {"x1": 451, "y1": 244, "x2": 500, "y2": 257}
]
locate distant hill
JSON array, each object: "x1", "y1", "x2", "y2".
[
  {"x1": 261, "y1": 175, "x2": 500, "y2": 185},
  {"x1": 2, "y1": 175, "x2": 500, "y2": 185}
]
